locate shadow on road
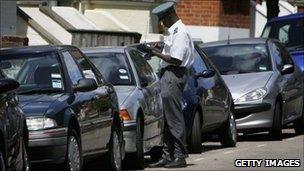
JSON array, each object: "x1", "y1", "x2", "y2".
[{"x1": 238, "y1": 129, "x2": 302, "y2": 142}]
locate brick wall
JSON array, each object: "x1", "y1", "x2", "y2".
[
  {"x1": 176, "y1": 0, "x2": 250, "y2": 28},
  {"x1": 0, "y1": 36, "x2": 28, "y2": 48}
]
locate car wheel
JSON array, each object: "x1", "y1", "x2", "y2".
[
  {"x1": 270, "y1": 100, "x2": 282, "y2": 139},
  {"x1": 22, "y1": 140, "x2": 30, "y2": 171},
  {"x1": 219, "y1": 112, "x2": 237, "y2": 147},
  {"x1": 0, "y1": 150, "x2": 6, "y2": 171},
  {"x1": 108, "y1": 128, "x2": 122, "y2": 171},
  {"x1": 293, "y1": 106, "x2": 304, "y2": 135},
  {"x1": 66, "y1": 130, "x2": 82, "y2": 171},
  {"x1": 133, "y1": 118, "x2": 144, "y2": 169},
  {"x1": 188, "y1": 111, "x2": 202, "y2": 153}
]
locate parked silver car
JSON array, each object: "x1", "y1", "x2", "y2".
[
  {"x1": 82, "y1": 47, "x2": 164, "y2": 169},
  {"x1": 201, "y1": 38, "x2": 304, "y2": 138}
]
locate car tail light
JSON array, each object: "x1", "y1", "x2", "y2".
[{"x1": 120, "y1": 109, "x2": 131, "y2": 121}]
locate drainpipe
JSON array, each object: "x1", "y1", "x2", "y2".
[{"x1": 250, "y1": 0, "x2": 257, "y2": 38}]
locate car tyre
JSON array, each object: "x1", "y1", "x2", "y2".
[
  {"x1": 219, "y1": 112, "x2": 237, "y2": 147},
  {"x1": 294, "y1": 106, "x2": 304, "y2": 135},
  {"x1": 66, "y1": 129, "x2": 82, "y2": 171},
  {"x1": 22, "y1": 140, "x2": 30, "y2": 171},
  {"x1": 0, "y1": 150, "x2": 5, "y2": 171},
  {"x1": 188, "y1": 111, "x2": 202, "y2": 153},
  {"x1": 270, "y1": 100, "x2": 282, "y2": 139},
  {"x1": 132, "y1": 117, "x2": 144, "y2": 170},
  {"x1": 108, "y1": 128, "x2": 122, "y2": 171}
]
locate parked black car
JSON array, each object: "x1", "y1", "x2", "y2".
[
  {"x1": 0, "y1": 46, "x2": 124, "y2": 171},
  {"x1": 0, "y1": 69, "x2": 30, "y2": 171},
  {"x1": 141, "y1": 43, "x2": 237, "y2": 153}
]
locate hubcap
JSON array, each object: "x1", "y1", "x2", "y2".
[
  {"x1": 113, "y1": 132, "x2": 121, "y2": 170},
  {"x1": 0, "y1": 151, "x2": 5, "y2": 171},
  {"x1": 68, "y1": 136, "x2": 80, "y2": 171},
  {"x1": 230, "y1": 114, "x2": 237, "y2": 142},
  {"x1": 23, "y1": 143, "x2": 30, "y2": 171}
]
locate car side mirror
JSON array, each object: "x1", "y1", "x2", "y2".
[
  {"x1": 140, "y1": 76, "x2": 150, "y2": 87},
  {"x1": 0, "y1": 78, "x2": 20, "y2": 93},
  {"x1": 195, "y1": 69, "x2": 215, "y2": 79},
  {"x1": 281, "y1": 64, "x2": 294, "y2": 75},
  {"x1": 0, "y1": 61, "x2": 12, "y2": 69},
  {"x1": 73, "y1": 78, "x2": 98, "y2": 92}
]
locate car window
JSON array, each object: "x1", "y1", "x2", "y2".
[
  {"x1": 269, "y1": 42, "x2": 283, "y2": 70},
  {"x1": 0, "y1": 52, "x2": 64, "y2": 92},
  {"x1": 69, "y1": 50, "x2": 99, "y2": 83},
  {"x1": 86, "y1": 52, "x2": 135, "y2": 86},
  {"x1": 193, "y1": 49, "x2": 208, "y2": 73},
  {"x1": 273, "y1": 42, "x2": 294, "y2": 66},
  {"x1": 278, "y1": 25, "x2": 290, "y2": 44},
  {"x1": 262, "y1": 18, "x2": 304, "y2": 48},
  {"x1": 129, "y1": 49, "x2": 157, "y2": 86},
  {"x1": 62, "y1": 51, "x2": 84, "y2": 85},
  {"x1": 203, "y1": 44, "x2": 271, "y2": 75}
]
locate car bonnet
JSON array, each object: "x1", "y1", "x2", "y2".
[
  {"x1": 18, "y1": 94, "x2": 63, "y2": 117},
  {"x1": 222, "y1": 72, "x2": 273, "y2": 100}
]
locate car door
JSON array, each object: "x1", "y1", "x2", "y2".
[
  {"x1": 0, "y1": 72, "x2": 22, "y2": 169},
  {"x1": 272, "y1": 41, "x2": 303, "y2": 122},
  {"x1": 61, "y1": 50, "x2": 111, "y2": 154},
  {"x1": 192, "y1": 48, "x2": 225, "y2": 127},
  {"x1": 127, "y1": 49, "x2": 163, "y2": 144},
  {"x1": 72, "y1": 49, "x2": 113, "y2": 151}
]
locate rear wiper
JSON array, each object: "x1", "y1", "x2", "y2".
[{"x1": 18, "y1": 88, "x2": 62, "y2": 95}]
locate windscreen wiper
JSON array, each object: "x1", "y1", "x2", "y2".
[
  {"x1": 18, "y1": 88, "x2": 62, "y2": 95},
  {"x1": 288, "y1": 45, "x2": 304, "y2": 51}
]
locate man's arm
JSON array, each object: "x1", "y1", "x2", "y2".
[{"x1": 149, "y1": 47, "x2": 182, "y2": 66}]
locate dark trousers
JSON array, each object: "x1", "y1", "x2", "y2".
[{"x1": 160, "y1": 66, "x2": 189, "y2": 160}]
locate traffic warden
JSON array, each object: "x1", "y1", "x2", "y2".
[{"x1": 147, "y1": 2, "x2": 194, "y2": 168}]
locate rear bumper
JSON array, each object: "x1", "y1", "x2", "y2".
[
  {"x1": 28, "y1": 127, "x2": 67, "y2": 164},
  {"x1": 234, "y1": 103, "x2": 273, "y2": 130},
  {"x1": 123, "y1": 120, "x2": 137, "y2": 153}
]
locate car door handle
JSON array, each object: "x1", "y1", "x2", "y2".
[{"x1": 106, "y1": 87, "x2": 114, "y2": 94}]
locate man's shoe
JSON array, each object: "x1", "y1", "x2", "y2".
[
  {"x1": 164, "y1": 158, "x2": 187, "y2": 168},
  {"x1": 149, "y1": 158, "x2": 170, "y2": 168}
]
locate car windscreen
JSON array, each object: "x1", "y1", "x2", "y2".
[
  {"x1": 85, "y1": 52, "x2": 135, "y2": 86},
  {"x1": 0, "y1": 52, "x2": 64, "y2": 93},
  {"x1": 262, "y1": 18, "x2": 304, "y2": 50},
  {"x1": 202, "y1": 44, "x2": 271, "y2": 75}
]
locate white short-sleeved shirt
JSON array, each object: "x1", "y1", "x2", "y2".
[{"x1": 160, "y1": 20, "x2": 194, "y2": 69}]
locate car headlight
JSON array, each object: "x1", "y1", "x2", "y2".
[
  {"x1": 235, "y1": 87, "x2": 267, "y2": 103},
  {"x1": 26, "y1": 117, "x2": 57, "y2": 131}
]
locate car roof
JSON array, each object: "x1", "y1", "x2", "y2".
[
  {"x1": 82, "y1": 46, "x2": 126, "y2": 54},
  {"x1": 201, "y1": 38, "x2": 269, "y2": 48},
  {"x1": 0, "y1": 45, "x2": 77, "y2": 56},
  {"x1": 267, "y1": 13, "x2": 304, "y2": 23}
]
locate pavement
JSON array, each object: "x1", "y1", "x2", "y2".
[{"x1": 32, "y1": 128, "x2": 303, "y2": 171}]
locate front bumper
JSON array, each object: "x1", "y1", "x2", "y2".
[
  {"x1": 234, "y1": 103, "x2": 273, "y2": 130},
  {"x1": 28, "y1": 127, "x2": 67, "y2": 164},
  {"x1": 123, "y1": 120, "x2": 137, "y2": 153}
]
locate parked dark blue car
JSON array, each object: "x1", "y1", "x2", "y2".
[
  {"x1": 0, "y1": 46, "x2": 124, "y2": 171},
  {"x1": 143, "y1": 43, "x2": 237, "y2": 153},
  {"x1": 262, "y1": 13, "x2": 304, "y2": 72}
]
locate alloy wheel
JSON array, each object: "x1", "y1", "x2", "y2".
[
  {"x1": 22, "y1": 141, "x2": 30, "y2": 171},
  {"x1": 0, "y1": 150, "x2": 5, "y2": 171},
  {"x1": 68, "y1": 136, "x2": 80, "y2": 171},
  {"x1": 112, "y1": 131, "x2": 122, "y2": 170},
  {"x1": 229, "y1": 113, "x2": 237, "y2": 143}
]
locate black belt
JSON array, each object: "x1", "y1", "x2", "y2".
[
  {"x1": 162, "y1": 65, "x2": 187, "y2": 71},
  {"x1": 160, "y1": 65, "x2": 188, "y2": 78}
]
